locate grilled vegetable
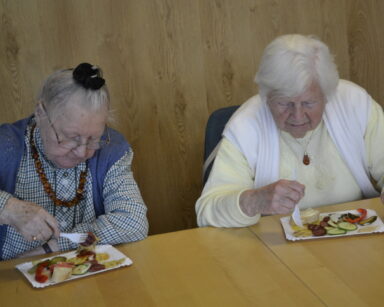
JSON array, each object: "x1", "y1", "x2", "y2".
[
  {"x1": 50, "y1": 256, "x2": 67, "y2": 264},
  {"x1": 358, "y1": 215, "x2": 377, "y2": 225},
  {"x1": 35, "y1": 261, "x2": 51, "y2": 283},
  {"x1": 72, "y1": 263, "x2": 91, "y2": 275},
  {"x1": 343, "y1": 208, "x2": 367, "y2": 224}
]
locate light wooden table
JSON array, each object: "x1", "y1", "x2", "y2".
[
  {"x1": 0, "y1": 227, "x2": 323, "y2": 307},
  {"x1": 249, "y1": 197, "x2": 384, "y2": 307}
]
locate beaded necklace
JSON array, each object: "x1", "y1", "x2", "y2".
[{"x1": 29, "y1": 123, "x2": 88, "y2": 207}]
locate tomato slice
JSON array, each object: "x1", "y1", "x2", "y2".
[{"x1": 35, "y1": 261, "x2": 51, "y2": 283}]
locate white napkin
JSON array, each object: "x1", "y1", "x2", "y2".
[{"x1": 292, "y1": 203, "x2": 303, "y2": 227}]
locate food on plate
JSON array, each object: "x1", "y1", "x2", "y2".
[
  {"x1": 51, "y1": 263, "x2": 74, "y2": 282},
  {"x1": 77, "y1": 232, "x2": 99, "y2": 253},
  {"x1": 337, "y1": 222, "x2": 357, "y2": 231},
  {"x1": 300, "y1": 208, "x2": 320, "y2": 224},
  {"x1": 103, "y1": 258, "x2": 126, "y2": 269},
  {"x1": 72, "y1": 263, "x2": 92, "y2": 275},
  {"x1": 358, "y1": 215, "x2": 377, "y2": 225},
  {"x1": 307, "y1": 223, "x2": 327, "y2": 236},
  {"x1": 357, "y1": 225, "x2": 378, "y2": 233},
  {"x1": 95, "y1": 253, "x2": 110, "y2": 262},
  {"x1": 34, "y1": 261, "x2": 51, "y2": 283},
  {"x1": 325, "y1": 227, "x2": 346, "y2": 235},
  {"x1": 27, "y1": 232, "x2": 127, "y2": 284},
  {"x1": 291, "y1": 208, "x2": 379, "y2": 238},
  {"x1": 341, "y1": 208, "x2": 367, "y2": 223}
]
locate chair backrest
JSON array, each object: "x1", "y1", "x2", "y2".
[{"x1": 203, "y1": 105, "x2": 239, "y2": 183}]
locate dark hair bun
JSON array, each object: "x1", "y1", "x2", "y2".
[{"x1": 73, "y1": 63, "x2": 105, "y2": 90}]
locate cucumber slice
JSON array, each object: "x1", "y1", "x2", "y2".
[
  {"x1": 327, "y1": 227, "x2": 347, "y2": 235},
  {"x1": 338, "y1": 222, "x2": 357, "y2": 231},
  {"x1": 72, "y1": 263, "x2": 91, "y2": 275},
  {"x1": 327, "y1": 220, "x2": 338, "y2": 228}
]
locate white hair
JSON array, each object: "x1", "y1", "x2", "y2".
[
  {"x1": 37, "y1": 68, "x2": 111, "y2": 121},
  {"x1": 255, "y1": 34, "x2": 339, "y2": 101}
]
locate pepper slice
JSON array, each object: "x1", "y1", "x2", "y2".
[
  {"x1": 35, "y1": 260, "x2": 51, "y2": 283},
  {"x1": 344, "y1": 208, "x2": 367, "y2": 224}
]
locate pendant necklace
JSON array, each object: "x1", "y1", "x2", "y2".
[{"x1": 297, "y1": 130, "x2": 315, "y2": 166}]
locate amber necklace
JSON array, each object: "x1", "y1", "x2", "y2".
[{"x1": 29, "y1": 123, "x2": 88, "y2": 207}]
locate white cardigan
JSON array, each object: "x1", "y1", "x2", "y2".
[{"x1": 223, "y1": 80, "x2": 379, "y2": 198}]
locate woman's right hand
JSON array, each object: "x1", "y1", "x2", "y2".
[
  {"x1": 0, "y1": 197, "x2": 60, "y2": 242},
  {"x1": 239, "y1": 179, "x2": 305, "y2": 216}
]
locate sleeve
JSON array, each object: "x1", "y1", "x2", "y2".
[
  {"x1": 0, "y1": 191, "x2": 12, "y2": 220},
  {"x1": 365, "y1": 101, "x2": 384, "y2": 193},
  {"x1": 58, "y1": 150, "x2": 148, "y2": 250},
  {"x1": 195, "y1": 137, "x2": 261, "y2": 228}
]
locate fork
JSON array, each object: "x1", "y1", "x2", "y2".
[{"x1": 60, "y1": 233, "x2": 88, "y2": 244}]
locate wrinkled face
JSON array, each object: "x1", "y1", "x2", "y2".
[
  {"x1": 36, "y1": 98, "x2": 108, "y2": 169},
  {"x1": 267, "y1": 83, "x2": 326, "y2": 138}
]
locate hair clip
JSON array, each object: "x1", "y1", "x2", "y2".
[{"x1": 73, "y1": 62, "x2": 105, "y2": 90}]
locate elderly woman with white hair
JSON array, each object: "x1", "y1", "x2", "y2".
[
  {"x1": 0, "y1": 63, "x2": 148, "y2": 260},
  {"x1": 196, "y1": 34, "x2": 384, "y2": 227}
]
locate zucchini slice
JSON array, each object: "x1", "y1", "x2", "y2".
[
  {"x1": 50, "y1": 256, "x2": 67, "y2": 264},
  {"x1": 326, "y1": 228, "x2": 347, "y2": 235},
  {"x1": 72, "y1": 263, "x2": 91, "y2": 275},
  {"x1": 337, "y1": 222, "x2": 357, "y2": 231}
]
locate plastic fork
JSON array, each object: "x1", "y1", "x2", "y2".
[{"x1": 60, "y1": 233, "x2": 88, "y2": 244}]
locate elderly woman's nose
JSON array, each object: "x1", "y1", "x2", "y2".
[
  {"x1": 72, "y1": 144, "x2": 88, "y2": 157},
  {"x1": 292, "y1": 105, "x2": 305, "y2": 119}
]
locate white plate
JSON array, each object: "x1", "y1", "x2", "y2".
[
  {"x1": 281, "y1": 209, "x2": 384, "y2": 241},
  {"x1": 16, "y1": 244, "x2": 132, "y2": 288}
]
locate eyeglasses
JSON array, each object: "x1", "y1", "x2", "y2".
[{"x1": 41, "y1": 104, "x2": 110, "y2": 150}]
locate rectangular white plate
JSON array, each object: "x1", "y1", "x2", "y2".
[
  {"x1": 16, "y1": 244, "x2": 132, "y2": 288},
  {"x1": 281, "y1": 209, "x2": 384, "y2": 241}
]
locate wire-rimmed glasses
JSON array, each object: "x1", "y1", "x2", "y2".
[{"x1": 41, "y1": 104, "x2": 110, "y2": 150}]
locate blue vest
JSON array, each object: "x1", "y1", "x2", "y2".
[{"x1": 0, "y1": 116, "x2": 130, "y2": 259}]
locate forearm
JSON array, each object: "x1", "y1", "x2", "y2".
[
  {"x1": 0, "y1": 191, "x2": 13, "y2": 225},
  {"x1": 196, "y1": 188, "x2": 260, "y2": 227},
  {"x1": 239, "y1": 189, "x2": 265, "y2": 217},
  {"x1": 68, "y1": 209, "x2": 148, "y2": 243},
  {"x1": 197, "y1": 138, "x2": 261, "y2": 227},
  {"x1": 56, "y1": 150, "x2": 149, "y2": 250},
  {"x1": 366, "y1": 101, "x2": 384, "y2": 190}
]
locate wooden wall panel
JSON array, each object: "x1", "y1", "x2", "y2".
[
  {"x1": 0, "y1": 0, "x2": 383, "y2": 235},
  {"x1": 346, "y1": 0, "x2": 384, "y2": 104}
]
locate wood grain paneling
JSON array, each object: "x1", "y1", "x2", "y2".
[{"x1": 0, "y1": 0, "x2": 383, "y2": 235}]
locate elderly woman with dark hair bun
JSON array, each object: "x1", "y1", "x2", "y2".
[
  {"x1": 0, "y1": 63, "x2": 148, "y2": 260},
  {"x1": 196, "y1": 34, "x2": 384, "y2": 227}
]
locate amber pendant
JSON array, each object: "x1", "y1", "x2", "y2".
[{"x1": 303, "y1": 153, "x2": 310, "y2": 165}]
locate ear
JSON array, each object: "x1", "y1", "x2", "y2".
[{"x1": 34, "y1": 102, "x2": 45, "y2": 126}]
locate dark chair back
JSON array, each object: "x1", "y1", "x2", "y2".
[{"x1": 203, "y1": 105, "x2": 239, "y2": 183}]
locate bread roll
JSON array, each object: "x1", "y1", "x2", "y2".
[{"x1": 300, "y1": 208, "x2": 320, "y2": 224}]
